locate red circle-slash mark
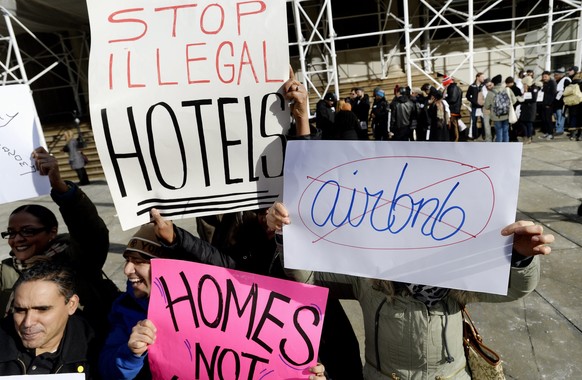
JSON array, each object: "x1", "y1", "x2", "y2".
[{"x1": 297, "y1": 155, "x2": 495, "y2": 250}]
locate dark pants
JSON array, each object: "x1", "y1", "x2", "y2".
[
  {"x1": 541, "y1": 106, "x2": 554, "y2": 135},
  {"x1": 75, "y1": 168, "x2": 90, "y2": 185}
]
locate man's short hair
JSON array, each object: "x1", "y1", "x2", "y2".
[
  {"x1": 542, "y1": 70, "x2": 551, "y2": 76},
  {"x1": 14, "y1": 261, "x2": 77, "y2": 303}
]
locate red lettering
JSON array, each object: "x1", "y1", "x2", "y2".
[
  {"x1": 126, "y1": 51, "x2": 145, "y2": 88},
  {"x1": 236, "y1": 1, "x2": 266, "y2": 35},
  {"x1": 157, "y1": 49, "x2": 179, "y2": 86},
  {"x1": 237, "y1": 41, "x2": 258, "y2": 85},
  {"x1": 216, "y1": 42, "x2": 235, "y2": 84},
  {"x1": 186, "y1": 43, "x2": 210, "y2": 84},
  {"x1": 154, "y1": 4, "x2": 198, "y2": 37},
  {"x1": 200, "y1": 4, "x2": 225, "y2": 35},
  {"x1": 108, "y1": 8, "x2": 148, "y2": 43},
  {"x1": 262, "y1": 41, "x2": 282, "y2": 83}
]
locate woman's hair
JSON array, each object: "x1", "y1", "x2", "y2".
[{"x1": 10, "y1": 204, "x2": 58, "y2": 230}]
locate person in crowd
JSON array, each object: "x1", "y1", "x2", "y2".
[
  {"x1": 266, "y1": 202, "x2": 555, "y2": 380},
  {"x1": 0, "y1": 261, "x2": 99, "y2": 378},
  {"x1": 567, "y1": 65, "x2": 578, "y2": 80},
  {"x1": 553, "y1": 67, "x2": 571, "y2": 137},
  {"x1": 351, "y1": 87, "x2": 371, "y2": 140},
  {"x1": 316, "y1": 92, "x2": 337, "y2": 140},
  {"x1": 526, "y1": 69, "x2": 535, "y2": 78},
  {"x1": 332, "y1": 100, "x2": 359, "y2": 140},
  {"x1": 466, "y1": 72, "x2": 486, "y2": 140},
  {"x1": 539, "y1": 70, "x2": 557, "y2": 140},
  {"x1": 100, "y1": 72, "x2": 327, "y2": 380},
  {"x1": 482, "y1": 78, "x2": 494, "y2": 141},
  {"x1": 519, "y1": 76, "x2": 540, "y2": 144},
  {"x1": 505, "y1": 76, "x2": 523, "y2": 142},
  {"x1": 99, "y1": 209, "x2": 326, "y2": 380},
  {"x1": 62, "y1": 129, "x2": 90, "y2": 186},
  {"x1": 567, "y1": 69, "x2": 582, "y2": 141},
  {"x1": 410, "y1": 86, "x2": 430, "y2": 141},
  {"x1": 390, "y1": 86, "x2": 417, "y2": 141},
  {"x1": 370, "y1": 88, "x2": 390, "y2": 140},
  {"x1": 442, "y1": 75, "x2": 463, "y2": 142},
  {"x1": 427, "y1": 86, "x2": 450, "y2": 142},
  {"x1": 515, "y1": 69, "x2": 526, "y2": 93},
  {"x1": 484, "y1": 74, "x2": 517, "y2": 142},
  {"x1": 1, "y1": 147, "x2": 111, "y2": 336}
]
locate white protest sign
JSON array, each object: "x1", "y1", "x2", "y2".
[
  {"x1": 283, "y1": 141, "x2": 523, "y2": 295},
  {"x1": 0, "y1": 84, "x2": 50, "y2": 204},
  {"x1": 87, "y1": 0, "x2": 290, "y2": 230}
]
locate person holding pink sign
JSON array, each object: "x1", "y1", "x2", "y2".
[
  {"x1": 99, "y1": 208, "x2": 327, "y2": 380},
  {"x1": 266, "y1": 202, "x2": 555, "y2": 380}
]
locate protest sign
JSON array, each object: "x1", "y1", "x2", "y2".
[
  {"x1": 283, "y1": 141, "x2": 523, "y2": 295},
  {"x1": 86, "y1": 0, "x2": 291, "y2": 230},
  {"x1": 0, "y1": 84, "x2": 50, "y2": 204},
  {"x1": 148, "y1": 259, "x2": 328, "y2": 379}
]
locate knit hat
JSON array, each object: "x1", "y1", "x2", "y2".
[
  {"x1": 522, "y1": 76, "x2": 534, "y2": 87},
  {"x1": 491, "y1": 74, "x2": 502, "y2": 85},
  {"x1": 124, "y1": 223, "x2": 165, "y2": 259},
  {"x1": 324, "y1": 92, "x2": 336, "y2": 102},
  {"x1": 375, "y1": 89, "x2": 385, "y2": 97},
  {"x1": 568, "y1": 66, "x2": 579, "y2": 73},
  {"x1": 442, "y1": 75, "x2": 453, "y2": 86}
]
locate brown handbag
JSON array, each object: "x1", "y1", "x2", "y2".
[{"x1": 461, "y1": 307, "x2": 505, "y2": 380}]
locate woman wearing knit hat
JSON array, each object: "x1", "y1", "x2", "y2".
[{"x1": 99, "y1": 208, "x2": 327, "y2": 380}]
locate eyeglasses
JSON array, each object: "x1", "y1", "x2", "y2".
[{"x1": 1, "y1": 227, "x2": 49, "y2": 239}]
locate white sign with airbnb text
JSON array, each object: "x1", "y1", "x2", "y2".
[{"x1": 283, "y1": 141, "x2": 523, "y2": 295}]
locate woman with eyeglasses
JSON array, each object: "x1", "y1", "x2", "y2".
[{"x1": 0, "y1": 147, "x2": 110, "y2": 336}]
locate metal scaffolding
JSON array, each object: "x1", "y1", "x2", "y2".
[{"x1": 288, "y1": 0, "x2": 582, "y2": 105}]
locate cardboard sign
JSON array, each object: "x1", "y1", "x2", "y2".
[
  {"x1": 86, "y1": 0, "x2": 291, "y2": 230},
  {"x1": 0, "y1": 84, "x2": 50, "y2": 203},
  {"x1": 148, "y1": 259, "x2": 328, "y2": 379},
  {"x1": 283, "y1": 141, "x2": 523, "y2": 295}
]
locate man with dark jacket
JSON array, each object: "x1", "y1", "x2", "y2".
[
  {"x1": 316, "y1": 92, "x2": 337, "y2": 140},
  {"x1": 443, "y1": 75, "x2": 463, "y2": 141},
  {"x1": 370, "y1": 88, "x2": 390, "y2": 140},
  {"x1": 0, "y1": 261, "x2": 99, "y2": 378},
  {"x1": 540, "y1": 70, "x2": 557, "y2": 139},
  {"x1": 390, "y1": 86, "x2": 417, "y2": 141},
  {"x1": 350, "y1": 87, "x2": 371, "y2": 140},
  {"x1": 466, "y1": 72, "x2": 485, "y2": 140}
]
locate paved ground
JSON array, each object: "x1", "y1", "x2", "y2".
[{"x1": 1, "y1": 136, "x2": 581, "y2": 379}]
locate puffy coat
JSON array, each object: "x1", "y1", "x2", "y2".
[{"x1": 288, "y1": 256, "x2": 540, "y2": 380}]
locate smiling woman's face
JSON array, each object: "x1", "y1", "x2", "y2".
[
  {"x1": 6, "y1": 212, "x2": 56, "y2": 261},
  {"x1": 123, "y1": 252, "x2": 152, "y2": 298}
]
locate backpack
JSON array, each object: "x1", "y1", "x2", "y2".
[
  {"x1": 492, "y1": 90, "x2": 511, "y2": 116},
  {"x1": 563, "y1": 83, "x2": 582, "y2": 106}
]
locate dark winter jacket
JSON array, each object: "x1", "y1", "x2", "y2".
[
  {"x1": 390, "y1": 95, "x2": 417, "y2": 140},
  {"x1": 333, "y1": 110, "x2": 359, "y2": 140},
  {"x1": 465, "y1": 83, "x2": 483, "y2": 109},
  {"x1": 0, "y1": 314, "x2": 99, "y2": 378},
  {"x1": 542, "y1": 79, "x2": 557, "y2": 107},
  {"x1": 519, "y1": 85, "x2": 540, "y2": 123},
  {"x1": 445, "y1": 83, "x2": 463, "y2": 115}
]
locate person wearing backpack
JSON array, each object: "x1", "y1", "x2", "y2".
[{"x1": 483, "y1": 74, "x2": 516, "y2": 142}]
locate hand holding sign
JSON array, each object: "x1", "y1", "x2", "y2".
[
  {"x1": 32, "y1": 147, "x2": 69, "y2": 193},
  {"x1": 501, "y1": 221, "x2": 554, "y2": 257},
  {"x1": 128, "y1": 319, "x2": 157, "y2": 356}
]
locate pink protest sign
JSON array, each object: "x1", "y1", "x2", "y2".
[{"x1": 148, "y1": 259, "x2": 328, "y2": 379}]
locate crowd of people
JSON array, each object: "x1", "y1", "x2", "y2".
[
  {"x1": 315, "y1": 65, "x2": 582, "y2": 144},
  {"x1": 0, "y1": 68, "x2": 556, "y2": 380}
]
